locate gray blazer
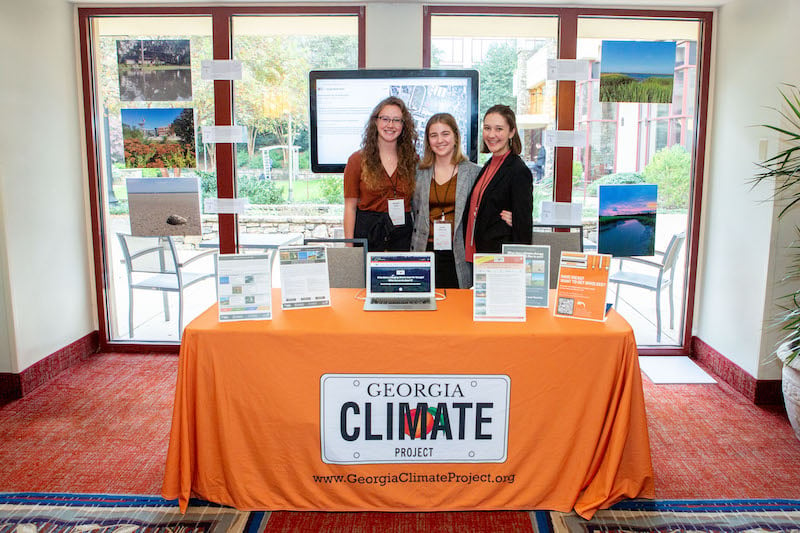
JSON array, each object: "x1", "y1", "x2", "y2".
[{"x1": 411, "y1": 160, "x2": 481, "y2": 288}]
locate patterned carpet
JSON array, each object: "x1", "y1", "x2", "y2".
[
  {"x1": 533, "y1": 499, "x2": 800, "y2": 532},
  {"x1": 0, "y1": 493, "x2": 270, "y2": 532},
  {"x1": 2, "y1": 494, "x2": 800, "y2": 532},
  {"x1": 2, "y1": 353, "x2": 800, "y2": 531}
]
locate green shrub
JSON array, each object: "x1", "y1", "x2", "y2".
[
  {"x1": 195, "y1": 170, "x2": 284, "y2": 205},
  {"x1": 643, "y1": 145, "x2": 690, "y2": 210},
  {"x1": 588, "y1": 172, "x2": 645, "y2": 196},
  {"x1": 572, "y1": 160, "x2": 585, "y2": 187},
  {"x1": 319, "y1": 175, "x2": 344, "y2": 204},
  {"x1": 197, "y1": 170, "x2": 218, "y2": 198},
  {"x1": 109, "y1": 200, "x2": 129, "y2": 215},
  {"x1": 238, "y1": 175, "x2": 285, "y2": 205},
  {"x1": 236, "y1": 150, "x2": 264, "y2": 170}
]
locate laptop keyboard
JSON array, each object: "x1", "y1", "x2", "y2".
[{"x1": 371, "y1": 297, "x2": 432, "y2": 305}]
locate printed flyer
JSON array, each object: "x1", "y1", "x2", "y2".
[
  {"x1": 217, "y1": 254, "x2": 272, "y2": 322},
  {"x1": 279, "y1": 245, "x2": 331, "y2": 310},
  {"x1": 554, "y1": 252, "x2": 611, "y2": 322},
  {"x1": 502, "y1": 244, "x2": 550, "y2": 308},
  {"x1": 472, "y1": 254, "x2": 526, "y2": 322}
]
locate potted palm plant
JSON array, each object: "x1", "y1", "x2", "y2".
[{"x1": 752, "y1": 83, "x2": 800, "y2": 441}]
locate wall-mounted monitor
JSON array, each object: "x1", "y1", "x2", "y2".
[{"x1": 309, "y1": 69, "x2": 480, "y2": 174}]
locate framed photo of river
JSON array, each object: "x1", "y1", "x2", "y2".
[
  {"x1": 117, "y1": 39, "x2": 192, "y2": 102},
  {"x1": 598, "y1": 184, "x2": 657, "y2": 257}
]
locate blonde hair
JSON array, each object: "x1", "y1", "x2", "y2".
[
  {"x1": 419, "y1": 113, "x2": 468, "y2": 170},
  {"x1": 360, "y1": 96, "x2": 418, "y2": 192}
]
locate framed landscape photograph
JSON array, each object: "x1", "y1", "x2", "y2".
[
  {"x1": 598, "y1": 184, "x2": 658, "y2": 257},
  {"x1": 121, "y1": 108, "x2": 196, "y2": 170},
  {"x1": 599, "y1": 40, "x2": 676, "y2": 103},
  {"x1": 117, "y1": 39, "x2": 192, "y2": 101},
  {"x1": 126, "y1": 177, "x2": 202, "y2": 237}
]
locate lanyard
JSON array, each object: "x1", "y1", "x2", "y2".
[{"x1": 432, "y1": 165, "x2": 457, "y2": 220}]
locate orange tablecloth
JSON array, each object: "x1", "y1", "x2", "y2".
[{"x1": 163, "y1": 288, "x2": 653, "y2": 518}]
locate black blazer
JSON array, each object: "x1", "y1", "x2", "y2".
[{"x1": 463, "y1": 153, "x2": 533, "y2": 254}]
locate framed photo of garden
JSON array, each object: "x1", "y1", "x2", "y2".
[
  {"x1": 121, "y1": 108, "x2": 196, "y2": 171},
  {"x1": 599, "y1": 40, "x2": 676, "y2": 103}
]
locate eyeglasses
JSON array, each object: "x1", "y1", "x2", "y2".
[{"x1": 377, "y1": 116, "x2": 403, "y2": 125}]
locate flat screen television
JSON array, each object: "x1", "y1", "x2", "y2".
[{"x1": 309, "y1": 69, "x2": 480, "y2": 173}]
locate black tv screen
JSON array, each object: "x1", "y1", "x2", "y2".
[{"x1": 309, "y1": 69, "x2": 480, "y2": 173}]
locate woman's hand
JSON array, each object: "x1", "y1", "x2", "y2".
[{"x1": 500, "y1": 210, "x2": 512, "y2": 227}]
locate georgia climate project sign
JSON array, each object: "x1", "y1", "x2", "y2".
[{"x1": 320, "y1": 374, "x2": 510, "y2": 464}]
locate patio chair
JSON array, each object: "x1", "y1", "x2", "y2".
[
  {"x1": 117, "y1": 233, "x2": 217, "y2": 339},
  {"x1": 608, "y1": 231, "x2": 686, "y2": 342},
  {"x1": 532, "y1": 225, "x2": 584, "y2": 289},
  {"x1": 303, "y1": 238, "x2": 368, "y2": 288}
]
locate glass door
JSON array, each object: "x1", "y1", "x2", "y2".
[
  {"x1": 89, "y1": 16, "x2": 216, "y2": 342},
  {"x1": 230, "y1": 16, "x2": 360, "y2": 262},
  {"x1": 574, "y1": 18, "x2": 702, "y2": 346},
  {"x1": 429, "y1": 14, "x2": 559, "y2": 219}
]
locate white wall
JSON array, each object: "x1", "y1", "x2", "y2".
[
  {"x1": 0, "y1": 0, "x2": 95, "y2": 373},
  {"x1": 695, "y1": 0, "x2": 800, "y2": 379},
  {"x1": 365, "y1": 4, "x2": 423, "y2": 68}
]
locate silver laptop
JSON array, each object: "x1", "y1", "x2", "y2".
[{"x1": 363, "y1": 252, "x2": 437, "y2": 311}]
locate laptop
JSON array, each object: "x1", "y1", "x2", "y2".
[{"x1": 363, "y1": 252, "x2": 437, "y2": 311}]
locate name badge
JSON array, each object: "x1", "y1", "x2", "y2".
[
  {"x1": 433, "y1": 221, "x2": 452, "y2": 250},
  {"x1": 388, "y1": 199, "x2": 405, "y2": 226}
]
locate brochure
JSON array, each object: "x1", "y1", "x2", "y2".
[
  {"x1": 538, "y1": 201, "x2": 582, "y2": 226},
  {"x1": 473, "y1": 254, "x2": 526, "y2": 322},
  {"x1": 217, "y1": 254, "x2": 272, "y2": 322},
  {"x1": 554, "y1": 252, "x2": 612, "y2": 322},
  {"x1": 279, "y1": 245, "x2": 331, "y2": 310},
  {"x1": 502, "y1": 244, "x2": 550, "y2": 308}
]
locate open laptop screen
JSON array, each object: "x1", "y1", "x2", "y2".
[{"x1": 368, "y1": 254, "x2": 432, "y2": 294}]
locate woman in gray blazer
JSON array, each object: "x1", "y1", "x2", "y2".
[{"x1": 411, "y1": 113, "x2": 480, "y2": 288}]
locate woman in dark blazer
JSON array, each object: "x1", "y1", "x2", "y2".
[{"x1": 463, "y1": 105, "x2": 533, "y2": 261}]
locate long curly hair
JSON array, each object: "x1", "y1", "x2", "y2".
[
  {"x1": 419, "y1": 113, "x2": 468, "y2": 169},
  {"x1": 360, "y1": 96, "x2": 418, "y2": 193}
]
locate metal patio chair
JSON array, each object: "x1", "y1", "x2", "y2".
[
  {"x1": 609, "y1": 231, "x2": 686, "y2": 342},
  {"x1": 117, "y1": 233, "x2": 217, "y2": 338}
]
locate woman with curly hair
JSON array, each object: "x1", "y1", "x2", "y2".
[{"x1": 343, "y1": 96, "x2": 418, "y2": 251}]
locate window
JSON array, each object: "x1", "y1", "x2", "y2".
[
  {"x1": 426, "y1": 8, "x2": 712, "y2": 352},
  {"x1": 429, "y1": 14, "x2": 559, "y2": 216},
  {"x1": 529, "y1": 83, "x2": 545, "y2": 114},
  {"x1": 80, "y1": 8, "x2": 362, "y2": 345}
]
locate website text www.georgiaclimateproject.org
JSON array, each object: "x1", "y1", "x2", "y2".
[{"x1": 312, "y1": 472, "x2": 515, "y2": 486}]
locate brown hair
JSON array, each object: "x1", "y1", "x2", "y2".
[
  {"x1": 419, "y1": 113, "x2": 468, "y2": 169},
  {"x1": 480, "y1": 104, "x2": 522, "y2": 156},
  {"x1": 360, "y1": 96, "x2": 418, "y2": 192}
]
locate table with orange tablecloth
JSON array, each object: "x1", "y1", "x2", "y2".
[{"x1": 162, "y1": 288, "x2": 654, "y2": 519}]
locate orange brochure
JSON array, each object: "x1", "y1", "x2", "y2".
[{"x1": 554, "y1": 252, "x2": 611, "y2": 322}]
